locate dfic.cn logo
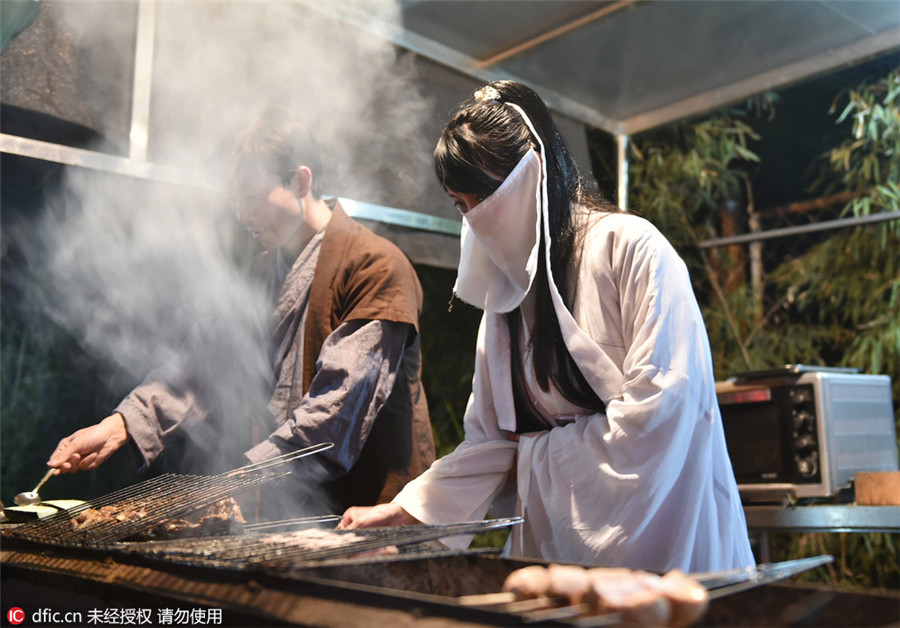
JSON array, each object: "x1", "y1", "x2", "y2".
[{"x1": 7, "y1": 607, "x2": 25, "y2": 625}]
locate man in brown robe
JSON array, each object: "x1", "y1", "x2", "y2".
[{"x1": 48, "y1": 106, "x2": 435, "y2": 517}]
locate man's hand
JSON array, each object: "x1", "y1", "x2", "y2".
[
  {"x1": 47, "y1": 413, "x2": 129, "y2": 474},
  {"x1": 337, "y1": 502, "x2": 418, "y2": 530}
]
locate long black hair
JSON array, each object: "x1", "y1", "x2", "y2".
[{"x1": 435, "y1": 80, "x2": 619, "y2": 412}]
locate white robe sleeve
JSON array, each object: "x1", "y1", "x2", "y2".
[{"x1": 392, "y1": 316, "x2": 517, "y2": 548}]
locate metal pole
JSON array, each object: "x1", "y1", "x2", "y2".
[
  {"x1": 696, "y1": 211, "x2": 900, "y2": 249},
  {"x1": 129, "y1": 0, "x2": 157, "y2": 162},
  {"x1": 617, "y1": 134, "x2": 629, "y2": 211}
]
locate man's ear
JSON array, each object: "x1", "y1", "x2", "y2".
[{"x1": 290, "y1": 165, "x2": 313, "y2": 197}]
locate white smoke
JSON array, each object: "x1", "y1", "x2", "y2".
[
  {"x1": 147, "y1": 1, "x2": 433, "y2": 205},
  {"x1": 23, "y1": 1, "x2": 434, "y2": 511}
]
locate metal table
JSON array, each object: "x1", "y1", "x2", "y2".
[{"x1": 744, "y1": 505, "x2": 900, "y2": 562}]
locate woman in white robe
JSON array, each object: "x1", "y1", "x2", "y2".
[{"x1": 340, "y1": 80, "x2": 754, "y2": 573}]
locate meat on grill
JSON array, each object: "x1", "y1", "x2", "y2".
[
  {"x1": 261, "y1": 527, "x2": 364, "y2": 548},
  {"x1": 70, "y1": 497, "x2": 245, "y2": 540},
  {"x1": 71, "y1": 505, "x2": 148, "y2": 530},
  {"x1": 260, "y1": 528, "x2": 399, "y2": 559},
  {"x1": 502, "y1": 564, "x2": 709, "y2": 626},
  {"x1": 546, "y1": 564, "x2": 594, "y2": 605},
  {"x1": 500, "y1": 565, "x2": 551, "y2": 601},
  {"x1": 141, "y1": 497, "x2": 246, "y2": 540}
]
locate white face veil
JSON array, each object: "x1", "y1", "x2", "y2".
[
  {"x1": 453, "y1": 94, "x2": 623, "y2": 409},
  {"x1": 452, "y1": 148, "x2": 542, "y2": 313}
]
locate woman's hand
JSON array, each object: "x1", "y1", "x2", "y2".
[
  {"x1": 47, "y1": 413, "x2": 129, "y2": 474},
  {"x1": 337, "y1": 503, "x2": 419, "y2": 530}
]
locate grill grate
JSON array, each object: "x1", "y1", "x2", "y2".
[
  {"x1": 3, "y1": 443, "x2": 332, "y2": 546},
  {"x1": 114, "y1": 517, "x2": 523, "y2": 571}
]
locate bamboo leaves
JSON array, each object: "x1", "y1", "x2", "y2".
[{"x1": 627, "y1": 67, "x2": 900, "y2": 588}]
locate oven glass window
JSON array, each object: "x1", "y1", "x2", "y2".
[{"x1": 722, "y1": 401, "x2": 783, "y2": 479}]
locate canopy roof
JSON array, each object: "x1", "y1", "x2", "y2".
[
  {"x1": 318, "y1": 0, "x2": 900, "y2": 135},
  {"x1": 2, "y1": 1, "x2": 898, "y2": 266}
]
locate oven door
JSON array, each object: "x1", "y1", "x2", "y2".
[{"x1": 717, "y1": 382, "x2": 821, "y2": 488}]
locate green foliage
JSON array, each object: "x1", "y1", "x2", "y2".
[
  {"x1": 768, "y1": 228, "x2": 899, "y2": 374},
  {"x1": 1, "y1": 303, "x2": 135, "y2": 506},
  {"x1": 769, "y1": 69, "x2": 900, "y2": 443},
  {"x1": 769, "y1": 532, "x2": 900, "y2": 591},
  {"x1": 628, "y1": 97, "x2": 772, "y2": 251},
  {"x1": 821, "y1": 70, "x2": 900, "y2": 220},
  {"x1": 629, "y1": 96, "x2": 773, "y2": 371},
  {"x1": 628, "y1": 68, "x2": 900, "y2": 590}
]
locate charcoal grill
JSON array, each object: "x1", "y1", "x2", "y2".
[
  {"x1": 5, "y1": 535, "x2": 899, "y2": 628},
  {"x1": 4, "y1": 447, "x2": 899, "y2": 627},
  {"x1": 4, "y1": 497, "x2": 876, "y2": 628}
]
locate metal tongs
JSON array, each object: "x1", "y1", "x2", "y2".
[
  {"x1": 224, "y1": 442, "x2": 334, "y2": 477},
  {"x1": 14, "y1": 468, "x2": 56, "y2": 506}
]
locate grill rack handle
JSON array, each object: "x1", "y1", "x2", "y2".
[{"x1": 224, "y1": 442, "x2": 335, "y2": 477}]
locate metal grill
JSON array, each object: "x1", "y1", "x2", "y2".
[
  {"x1": 114, "y1": 517, "x2": 523, "y2": 571},
  {"x1": 1, "y1": 515, "x2": 843, "y2": 627},
  {"x1": 3, "y1": 443, "x2": 333, "y2": 546}
]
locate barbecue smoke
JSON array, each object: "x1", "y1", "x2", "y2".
[{"x1": 17, "y1": 2, "x2": 433, "y2": 518}]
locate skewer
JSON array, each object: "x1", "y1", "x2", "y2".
[
  {"x1": 520, "y1": 603, "x2": 591, "y2": 623},
  {"x1": 457, "y1": 592, "x2": 569, "y2": 614},
  {"x1": 456, "y1": 591, "x2": 517, "y2": 606},
  {"x1": 456, "y1": 555, "x2": 834, "y2": 625},
  {"x1": 563, "y1": 612, "x2": 628, "y2": 627}
]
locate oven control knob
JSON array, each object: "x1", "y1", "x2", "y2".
[
  {"x1": 795, "y1": 434, "x2": 816, "y2": 451},
  {"x1": 796, "y1": 456, "x2": 818, "y2": 478},
  {"x1": 791, "y1": 388, "x2": 813, "y2": 405},
  {"x1": 793, "y1": 410, "x2": 814, "y2": 432}
]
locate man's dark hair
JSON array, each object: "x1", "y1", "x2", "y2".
[{"x1": 233, "y1": 105, "x2": 325, "y2": 198}]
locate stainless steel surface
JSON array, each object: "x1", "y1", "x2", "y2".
[
  {"x1": 13, "y1": 468, "x2": 55, "y2": 506},
  {"x1": 0, "y1": 134, "x2": 196, "y2": 186},
  {"x1": 744, "y1": 505, "x2": 900, "y2": 533},
  {"x1": 12, "y1": 493, "x2": 40, "y2": 506},
  {"x1": 697, "y1": 211, "x2": 900, "y2": 249},
  {"x1": 232, "y1": 441, "x2": 334, "y2": 475},
  {"x1": 128, "y1": 0, "x2": 157, "y2": 163},
  {"x1": 746, "y1": 504, "x2": 900, "y2": 563},
  {"x1": 704, "y1": 555, "x2": 835, "y2": 601}
]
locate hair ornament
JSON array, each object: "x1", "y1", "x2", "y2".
[{"x1": 474, "y1": 85, "x2": 501, "y2": 103}]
